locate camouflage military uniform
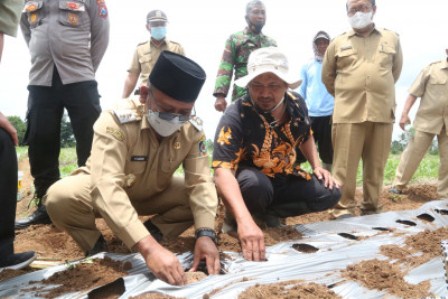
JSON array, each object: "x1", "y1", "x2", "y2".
[{"x1": 213, "y1": 27, "x2": 277, "y2": 101}]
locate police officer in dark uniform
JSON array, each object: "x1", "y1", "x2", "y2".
[{"x1": 16, "y1": 0, "x2": 110, "y2": 228}]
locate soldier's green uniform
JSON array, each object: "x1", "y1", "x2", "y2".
[{"x1": 213, "y1": 28, "x2": 277, "y2": 101}]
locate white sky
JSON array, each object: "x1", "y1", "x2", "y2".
[{"x1": 0, "y1": 0, "x2": 447, "y2": 140}]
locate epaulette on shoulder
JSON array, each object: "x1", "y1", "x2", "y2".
[
  {"x1": 380, "y1": 28, "x2": 399, "y2": 37},
  {"x1": 137, "y1": 40, "x2": 147, "y2": 47},
  {"x1": 429, "y1": 60, "x2": 441, "y2": 66},
  {"x1": 189, "y1": 116, "x2": 203, "y2": 131},
  {"x1": 113, "y1": 105, "x2": 142, "y2": 124},
  {"x1": 169, "y1": 40, "x2": 181, "y2": 45}
]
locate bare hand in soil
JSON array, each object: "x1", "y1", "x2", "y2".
[
  {"x1": 238, "y1": 220, "x2": 266, "y2": 261},
  {"x1": 190, "y1": 236, "x2": 220, "y2": 275},
  {"x1": 136, "y1": 236, "x2": 186, "y2": 285}
]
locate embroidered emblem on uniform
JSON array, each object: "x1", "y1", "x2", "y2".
[
  {"x1": 29, "y1": 13, "x2": 38, "y2": 25},
  {"x1": 67, "y1": 13, "x2": 79, "y2": 26},
  {"x1": 106, "y1": 127, "x2": 124, "y2": 141},
  {"x1": 174, "y1": 141, "x2": 181, "y2": 150},
  {"x1": 96, "y1": 0, "x2": 108, "y2": 18},
  {"x1": 25, "y1": 2, "x2": 38, "y2": 12},
  {"x1": 67, "y1": 2, "x2": 79, "y2": 10}
]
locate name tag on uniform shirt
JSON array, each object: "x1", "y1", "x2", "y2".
[{"x1": 131, "y1": 156, "x2": 148, "y2": 162}]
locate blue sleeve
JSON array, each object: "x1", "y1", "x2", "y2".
[{"x1": 298, "y1": 64, "x2": 308, "y2": 99}]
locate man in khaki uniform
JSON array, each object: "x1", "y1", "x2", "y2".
[
  {"x1": 322, "y1": 0, "x2": 403, "y2": 218},
  {"x1": 46, "y1": 51, "x2": 220, "y2": 285},
  {"x1": 122, "y1": 9, "x2": 184, "y2": 98},
  {"x1": 390, "y1": 50, "x2": 448, "y2": 197}
]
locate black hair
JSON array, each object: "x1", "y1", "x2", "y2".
[{"x1": 246, "y1": 0, "x2": 265, "y2": 16}]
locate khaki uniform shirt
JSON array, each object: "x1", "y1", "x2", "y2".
[
  {"x1": 75, "y1": 99, "x2": 217, "y2": 247},
  {"x1": 410, "y1": 59, "x2": 448, "y2": 135},
  {"x1": 127, "y1": 39, "x2": 185, "y2": 87},
  {"x1": 322, "y1": 27, "x2": 403, "y2": 123},
  {"x1": 20, "y1": 0, "x2": 110, "y2": 85},
  {"x1": 0, "y1": 0, "x2": 23, "y2": 37}
]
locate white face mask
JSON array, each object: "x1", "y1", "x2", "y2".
[
  {"x1": 348, "y1": 11, "x2": 373, "y2": 29},
  {"x1": 147, "y1": 110, "x2": 185, "y2": 137}
]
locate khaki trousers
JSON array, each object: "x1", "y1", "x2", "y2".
[
  {"x1": 393, "y1": 127, "x2": 448, "y2": 197},
  {"x1": 45, "y1": 174, "x2": 194, "y2": 251},
  {"x1": 331, "y1": 122, "x2": 393, "y2": 216}
]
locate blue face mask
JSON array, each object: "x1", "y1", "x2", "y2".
[{"x1": 151, "y1": 26, "x2": 167, "y2": 41}]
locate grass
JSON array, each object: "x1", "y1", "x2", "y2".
[
  {"x1": 17, "y1": 147, "x2": 441, "y2": 186},
  {"x1": 18, "y1": 147, "x2": 78, "y2": 178}
]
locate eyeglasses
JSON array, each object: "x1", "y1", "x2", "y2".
[
  {"x1": 149, "y1": 91, "x2": 193, "y2": 122},
  {"x1": 249, "y1": 82, "x2": 285, "y2": 93},
  {"x1": 347, "y1": 5, "x2": 373, "y2": 16}
]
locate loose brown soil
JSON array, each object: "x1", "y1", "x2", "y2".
[
  {"x1": 25, "y1": 256, "x2": 131, "y2": 298},
  {"x1": 1, "y1": 158, "x2": 445, "y2": 298},
  {"x1": 343, "y1": 259, "x2": 430, "y2": 298},
  {"x1": 238, "y1": 280, "x2": 341, "y2": 299}
]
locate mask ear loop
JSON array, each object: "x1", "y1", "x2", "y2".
[{"x1": 250, "y1": 96, "x2": 285, "y2": 128}]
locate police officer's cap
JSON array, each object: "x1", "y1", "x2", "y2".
[
  {"x1": 147, "y1": 10, "x2": 168, "y2": 23},
  {"x1": 149, "y1": 51, "x2": 206, "y2": 103}
]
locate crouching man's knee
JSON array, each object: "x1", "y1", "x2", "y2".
[
  {"x1": 44, "y1": 181, "x2": 68, "y2": 218},
  {"x1": 44, "y1": 174, "x2": 93, "y2": 226}
]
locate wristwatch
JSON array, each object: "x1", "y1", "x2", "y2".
[{"x1": 195, "y1": 228, "x2": 217, "y2": 244}]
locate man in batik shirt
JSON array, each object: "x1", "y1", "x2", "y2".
[{"x1": 212, "y1": 47, "x2": 340, "y2": 262}]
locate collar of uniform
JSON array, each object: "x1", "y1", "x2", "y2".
[
  {"x1": 141, "y1": 115, "x2": 150, "y2": 130},
  {"x1": 150, "y1": 38, "x2": 169, "y2": 48},
  {"x1": 441, "y1": 59, "x2": 448, "y2": 70},
  {"x1": 243, "y1": 26, "x2": 264, "y2": 37}
]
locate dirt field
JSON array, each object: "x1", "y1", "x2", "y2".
[{"x1": 1, "y1": 158, "x2": 444, "y2": 298}]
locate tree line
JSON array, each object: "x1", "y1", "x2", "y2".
[
  {"x1": 8, "y1": 114, "x2": 75, "y2": 147},
  {"x1": 7, "y1": 115, "x2": 438, "y2": 155}
]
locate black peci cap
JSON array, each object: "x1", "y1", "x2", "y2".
[{"x1": 149, "y1": 51, "x2": 206, "y2": 103}]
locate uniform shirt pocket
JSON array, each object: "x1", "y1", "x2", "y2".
[
  {"x1": 24, "y1": 1, "x2": 44, "y2": 29},
  {"x1": 139, "y1": 54, "x2": 153, "y2": 75},
  {"x1": 428, "y1": 76, "x2": 447, "y2": 98},
  {"x1": 378, "y1": 44, "x2": 396, "y2": 69},
  {"x1": 58, "y1": 0, "x2": 88, "y2": 29},
  {"x1": 336, "y1": 47, "x2": 357, "y2": 71}
]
